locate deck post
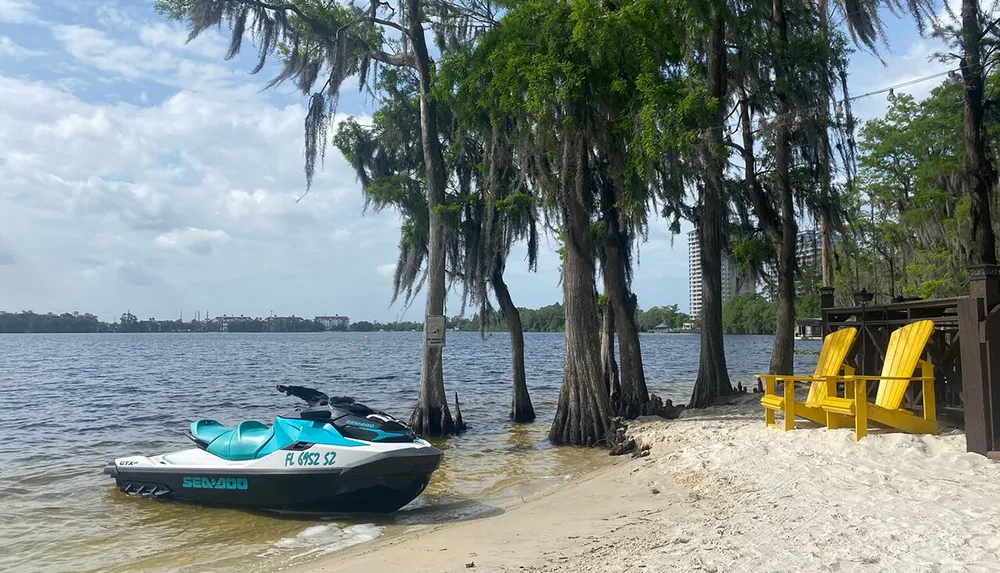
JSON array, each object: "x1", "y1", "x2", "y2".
[
  {"x1": 961, "y1": 264, "x2": 1000, "y2": 455},
  {"x1": 820, "y1": 286, "x2": 834, "y2": 337}
]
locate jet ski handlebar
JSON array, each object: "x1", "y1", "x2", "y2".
[
  {"x1": 276, "y1": 384, "x2": 330, "y2": 407},
  {"x1": 275, "y1": 384, "x2": 368, "y2": 411}
]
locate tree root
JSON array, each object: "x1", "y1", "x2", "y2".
[
  {"x1": 640, "y1": 393, "x2": 684, "y2": 419},
  {"x1": 454, "y1": 392, "x2": 467, "y2": 432},
  {"x1": 607, "y1": 416, "x2": 651, "y2": 457},
  {"x1": 606, "y1": 394, "x2": 684, "y2": 456}
]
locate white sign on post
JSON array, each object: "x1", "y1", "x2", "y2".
[{"x1": 425, "y1": 315, "x2": 446, "y2": 348}]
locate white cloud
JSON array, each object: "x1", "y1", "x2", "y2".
[
  {"x1": 0, "y1": 36, "x2": 42, "y2": 58},
  {"x1": 50, "y1": 24, "x2": 234, "y2": 91},
  {"x1": 377, "y1": 263, "x2": 397, "y2": 277},
  {"x1": 0, "y1": 0, "x2": 38, "y2": 24},
  {"x1": 154, "y1": 228, "x2": 231, "y2": 255},
  {"x1": 0, "y1": 8, "x2": 400, "y2": 320}
]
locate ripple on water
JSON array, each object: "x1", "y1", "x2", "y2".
[
  {"x1": 271, "y1": 523, "x2": 383, "y2": 558},
  {"x1": 0, "y1": 331, "x2": 820, "y2": 573}
]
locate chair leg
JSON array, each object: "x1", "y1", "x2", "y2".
[
  {"x1": 765, "y1": 408, "x2": 775, "y2": 427},
  {"x1": 783, "y1": 380, "x2": 795, "y2": 431},
  {"x1": 854, "y1": 381, "x2": 868, "y2": 441},
  {"x1": 922, "y1": 366, "x2": 936, "y2": 425},
  {"x1": 824, "y1": 377, "x2": 839, "y2": 430}
]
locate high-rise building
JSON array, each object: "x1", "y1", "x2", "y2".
[
  {"x1": 688, "y1": 227, "x2": 844, "y2": 318},
  {"x1": 795, "y1": 228, "x2": 843, "y2": 268},
  {"x1": 688, "y1": 230, "x2": 703, "y2": 318},
  {"x1": 688, "y1": 230, "x2": 755, "y2": 319}
]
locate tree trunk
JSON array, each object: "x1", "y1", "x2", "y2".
[
  {"x1": 549, "y1": 133, "x2": 612, "y2": 446},
  {"x1": 599, "y1": 169, "x2": 649, "y2": 418},
  {"x1": 407, "y1": 0, "x2": 457, "y2": 436},
  {"x1": 689, "y1": 16, "x2": 734, "y2": 408},
  {"x1": 601, "y1": 290, "x2": 621, "y2": 407},
  {"x1": 492, "y1": 265, "x2": 535, "y2": 423},
  {"x1": 769, "y1": 0, "x2": 796, "y2": 376},
  {"x1": 961, "y1": 0, "x2": 999, "y2": 265},
  {"x1": 816, "y1": 0, "x2": 835, "y2": 287},
  {"x1": 820, "y1": 211, "x2": 834, "y2": 286}
]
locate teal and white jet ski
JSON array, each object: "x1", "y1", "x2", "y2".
[{"x1": 104, "y1": 385, "x2": 443, "y2": 514}]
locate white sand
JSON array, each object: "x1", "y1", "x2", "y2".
[{"x1": 306, "y1": 395, "x2": 1000, "y2": 573}]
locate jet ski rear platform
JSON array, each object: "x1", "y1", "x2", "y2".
[{"x1": 104, "y1": 385, "x2": 443, "y2": 514}]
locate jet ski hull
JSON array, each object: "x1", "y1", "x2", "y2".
[{"x1": 105, "y1": 445, "x2": 443, "y2": 514}]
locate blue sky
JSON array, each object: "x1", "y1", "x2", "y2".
[{"x1": 0, "y1": 0, "x2": 964, "y2": 322}]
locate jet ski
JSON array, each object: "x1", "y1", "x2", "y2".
[{"x1": 104, "y1": 384, "x2": 443, "y2": 514}]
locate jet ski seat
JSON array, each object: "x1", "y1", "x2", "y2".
[{"x1": 189, "y1": 419, "x2": 276, "y2": 461}]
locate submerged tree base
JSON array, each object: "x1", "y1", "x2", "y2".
[
  {"x1": 410, "y1": 400, "x2": 466, "y2": 437},
  {"x1": 690, "y1": 374, "x2": 737, "y2": 409},
  {"x1": 510, "y1": 400, "x2": 536, "y2": 423}
]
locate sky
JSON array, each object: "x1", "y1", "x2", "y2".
[{"x1": 0, "y1": 0, "x2": 970, "y2": 322}]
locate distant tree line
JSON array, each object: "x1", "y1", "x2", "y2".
[
  {"x1": 223, "y1": 317, "x2": 327, "y2": 333},
  {"x1": 0, "y1": 303, "x2": 691, "y2": 335},
  {"x1": 386, "y1": 303, "x2": 691, "y2": 334},
  {"x1": 0, "y1": 311, "x2": 109, "y2": 334}
]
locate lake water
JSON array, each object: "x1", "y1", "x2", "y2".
[{"x1": 0, "y1": 331, "x2": 821, "y2": 572}]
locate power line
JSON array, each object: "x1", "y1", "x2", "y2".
[
  {"x1": 711, "y1": 67, "x2": 960, "y2": 140},
  {"x1": 843, "y1": 69, "x2": 957, "y2": 104}
]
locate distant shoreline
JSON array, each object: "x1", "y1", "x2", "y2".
[
  {"x1": 0, "y1": 304, "x2": 697, "y2": 336},
  {"x1": 0, "y1": 329, "x2": 705, "y2": 335}
]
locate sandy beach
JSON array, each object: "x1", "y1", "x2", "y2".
[{"x1": 306, "y1": 394, "x2": 1000, "y2": 573}]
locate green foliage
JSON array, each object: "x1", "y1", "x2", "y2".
[
  {"x1": 634, "y1": 305, "x2": 690, "y2": 331},
  {"x1": 0, "y1": 311, "x2": 108, "y2": 333},
  {"x1": 225, "y1": 317, "x2": 327, "y2": 332},
  {"x1": 595, "y1": 293, "x2": 609, "y2": 314},
  {"x1": 794, "y1": 262, "x2": 822, "y2": 318},
  {"x1": 844, "y1": 76, "x2": 997, "y2": 299},
  {"x1": 519, "y1": 303, "x2": 566, "y2": 332},
  {"x1": 152, "y1": 0, "x2": 194, "y2": 20},
  {"x1": 458, "y1": 0, "x2": 698, "y2": 214},
  {"x1": 722, "y1": 294, "x2": 777, "y2": 335}
]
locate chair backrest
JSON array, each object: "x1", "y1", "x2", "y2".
[
  {"x1": 874, "y1": 320, "x2": 935, "y2": 409},
  {"x1": 805, "y1": 327, "x2": 858, "y2": 406}
]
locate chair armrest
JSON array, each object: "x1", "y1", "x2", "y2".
[
  {"x1": 756, "y1": 374, "x2": 777, "y2": 396},
  {"x1": 756, "y1": 374, "x2": 828, "y2": 398},
  {"x1": 762, "y1": 375, "x2": 830, "y2": 382},
  {"x1": 837, "y1": 375, "x2": 928, "y2": 381}
]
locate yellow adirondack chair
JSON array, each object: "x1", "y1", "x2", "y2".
[
  {"x1": 820, "y1": 319, "x2": 938, "y2": 441},
  {"x1": 756, "y1": 327, "x2": 858, "y2": 430}
]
